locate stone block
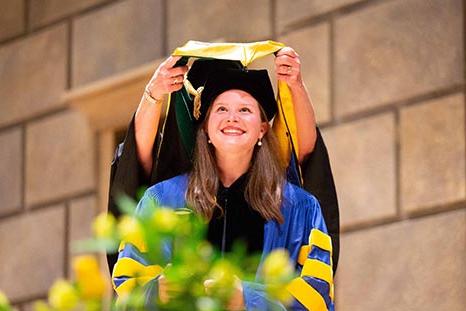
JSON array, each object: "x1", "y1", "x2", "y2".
[
  {"x1": 0, "y1": 0, "x2": 24, "y2": 41},
  {"x1": 0, "y1": 128, "x2": 22, "y2": 216},
  {"x1": 336, "y1": 208, "x2": 466, "y2": 311},
  {"x1": 334, "y1": 0, "x2": 464, "y2": 117},
  {"x1": 400, "y1": 93, "x2": 465, "y2": 213},
  {"x1": 0, "y1": 24, "x2": 67, "y2": 127},
  {"x1": 69, "y1": 195, "x2": 96, "y2": 251},
  {"x1": 0, "y1": 205, "x2": 65, "y2": 302},
  {"x1": 26, "y1": 111, "x2": 95, "y2": 206},
  {"x1": 277, "y1": 0, "x2": 361, "y2": 33},
  {"x1": 29, "y1": 0, "x2": 107, "y2": 29},
  {"x1": 322, "y1": 113, "x2": 396, "y2": 227},
  {"x1": 279, "y1": 23, "x2": 331, "y2": 124},
  {"x1": 22, "y1": 303, "x2": 33, "y2": 311},
  {"x1": 68, "y1": 195, "x2": 97, "y2": 276},
  {"x1": 167, "y1": 0, "x2": 271, "y2": 52},
  {"x1": 72, "y1": 0, "x2": 163, "y2": 87}
]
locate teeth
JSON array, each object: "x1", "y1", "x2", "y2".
[{"x1": 222, "y1": 128, "x2": 244, "y2": 134}]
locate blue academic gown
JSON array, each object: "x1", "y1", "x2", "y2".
[{"x1": 113, "y1": 174, "x2": 335, "y2": 310}]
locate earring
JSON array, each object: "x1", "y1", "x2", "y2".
[
  {"x1": 208, "y1": 138, "x2": 212, "y2": 144},
  {"x1": 257, "y1": 138, "x2": 262, "y2": 147}
]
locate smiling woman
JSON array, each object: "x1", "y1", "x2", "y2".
[
  {"x1": 187, "y1": 69, "x2": 285, "y2": 227},
  {"x1": 109, "y1": 41, "x2": 338, "y2": 311}
]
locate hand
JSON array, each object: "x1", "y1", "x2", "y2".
[
  {"x1": 158, "y1": 273, "x2": 182, "y2": 304},
  {"x1": 204, "y1": 276, "x2": 245, "y2": 311},
  {"x1": 158, "y1": 274, "x2": 170, "y2": 304},
  {"x1": 275, "y1": 47, "x2": 304, "y2": 90},
  {"x1": 146, "y1": 56, "x2": 189, "y2": 100},
  {"x1": 226, "y1": 278, "x2": 245, "y2": 311}
]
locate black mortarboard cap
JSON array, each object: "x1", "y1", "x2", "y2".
[
  {"x1": 186, "y1": 59, "x2": 243, "y2": 89},
  {"x1": 199, "y1": 68, "x2": 277, "y2": 122}
]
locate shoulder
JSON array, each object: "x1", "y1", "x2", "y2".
[
  {"x1": 280, "y1": 181, "x2": 328, "y2": 234},
  {"x1": 144, "y1": 174, "x2": 188, "y2": 208},
  {"x1": 146, "y1": 174, "x2": 188, "y2": 195},
  {"x1": 283, "y1": 181, "x2": 319, "y2": 208}
]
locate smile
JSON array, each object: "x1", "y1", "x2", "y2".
[{"x1": 221, "y1": 127, "x2": 246, "y2": 135}]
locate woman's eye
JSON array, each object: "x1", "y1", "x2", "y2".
[
  {"x1": 216, "y1": 106, "x2": 227, "y2": 112},
  {"x1": 240, "y1": 107, "x2": 251, "y2": 113}
]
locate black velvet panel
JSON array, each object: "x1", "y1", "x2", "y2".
[{"x1": 207, "y1": 173, "x2": 265, "y2": 256}]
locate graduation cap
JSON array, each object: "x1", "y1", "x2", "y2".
[{"x1": 198, "y1": 68, "x2": 277, "y2": 122}]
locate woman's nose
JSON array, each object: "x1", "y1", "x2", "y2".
[{"x1": 226, "y1": 111, "x2": 239, "y2": 122}]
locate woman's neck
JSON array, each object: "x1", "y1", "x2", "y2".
[{"x1": 215, "y1": 149, "x2": 253, "y2": 187}]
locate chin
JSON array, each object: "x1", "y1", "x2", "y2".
[{"x1": 213, "y1": 142, "x2": 255, "y2": 154}]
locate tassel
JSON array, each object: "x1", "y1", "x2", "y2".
[{"x1": 184, "y1": 79, "x2": 204, "y2": 120}]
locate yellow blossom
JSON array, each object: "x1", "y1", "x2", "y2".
[
  {"x1": 262, "y1": 249, "x2": 294, "y2": 304},
  {"x1": 262, "y1": 249, "x2": 294, "y2": 281},
  {"x1": 117, "y1": 215, "x2": 144, "y2": 246},
  {"x1": 72, "y1": 256, "x2": 107, "y2": 300},
  {"x1": 151, "y1": 208, "x2": 178, "y2": 233},
  {"x1": 92, "y1": 212, "x2": 116, "y2": 239},
  {"x1": 196, "y1": 297, "x2": 218, "y2": 311},
  {"x1": 33, "y1": 301, "x2": 52, "y2": 311},
  {"x1": 0, "y1": 290, "x2": 10, "y2": 310},
  {"x1": 48, "y1": 280, "x2": 79, "y2": 311},
  {"x1": 205, "y1": 260, "x2": 238, "y2": 299},
  {"x1": 268, "y1": 283, "x2": 293, "y2": 304}
]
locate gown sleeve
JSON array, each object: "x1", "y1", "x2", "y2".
[
  {"x1": 301, "y1": 128, "x2": 340, "y2": 274},
  {"x1": 111, "y1": 191, "x2": 163, "y2": 308},
  {"x1": 107, "y1": 105, "x2": 192, "y2": 273},
  {"x1": 242, "y1": 194, "x2": 335, "y2": 311}
]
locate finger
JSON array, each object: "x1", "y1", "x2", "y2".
[
  {"x1": 275, "y1": 54, "x2": 299, "y2": 67},
  {"x1": 276, "y1": 64, "x2": 294, "y2": 75},
  {"x1": 277, "y1": 72, "x2": 299, "y2": 79},
  {"x1": 167, "y1": 82, "x2": 184, "y2": 93},
  {"x1": 277, "y1": 73, "x2": 300, "y2": 85},
  {"x1": 167, "y1": 65, "x2": 189, "y2": 77},
  {"x1": 204, "y1": 279, "x2": 215, "y2": 288},
  {"x1": 276, "y1": 73, "x2": 291, "y2": 82},
  {"x1": 158, "y1": 277, "x2": 170, "y2": 303},
  {"x1": 163, "y1": 75, "x2": 183, "y2": 87},
  {"x1": 163, "y1": 55, "x2": 182, "y2": 68},
  {"x1": 170, "y1": 75, "x2": 185, "y2": 85},
  {"x1": 276, "y1": 47, "x2": 298, "y2": 58}
]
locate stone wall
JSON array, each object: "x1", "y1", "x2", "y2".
[{"x1": 0, "y1": 0, "x2": 464, "y2": 309}]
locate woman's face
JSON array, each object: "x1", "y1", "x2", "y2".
[{"x1": 206, "y1": 89, "x2": 268, "y2": 155}]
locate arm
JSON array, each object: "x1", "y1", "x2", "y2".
[
  {"x1": 275, "y1": 47, "x2": 317, "y2": 163},
  {"x1": 242, "y1": 197, "x2": 334, "y2": 311},
  {"x1": 135, "y1": 56, "x2": 188, "y2": 177}
]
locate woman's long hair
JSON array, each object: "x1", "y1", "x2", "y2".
[{"x1": 186, "y1": 108, "x2": 286, "y2": 224}]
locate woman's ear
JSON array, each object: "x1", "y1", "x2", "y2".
[{"x1": 259, "y1": 121, "x2": 269, "y2": 138}]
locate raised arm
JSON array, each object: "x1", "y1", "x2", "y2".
[
  {"x1": 275, "y1": 47, "x2": 317, "y2": 163},
  {"x1": 135, "y1": 56, "x2": 188, "y2": 177}
]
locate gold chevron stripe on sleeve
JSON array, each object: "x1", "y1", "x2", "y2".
[
  {"x1": 287, "y1": 277, "x2": 328, "y2": 311},
  {"x1": 113, "y1": 257, "x2": 163, "y2": 279},
  {"x1": 309, "y1": 229, "x2": 332, "y2": 254}
]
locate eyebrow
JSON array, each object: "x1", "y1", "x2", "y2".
[{"x1": 213, "y1": 101, "x2": 254, "y2": 106}]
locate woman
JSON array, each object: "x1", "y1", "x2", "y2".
[
  {"x1": 112, "y1": 46, "x2": 335, "y2": 310},
  {"x1": 107, "y1": 43, "x2": 339, "y2": 276}
]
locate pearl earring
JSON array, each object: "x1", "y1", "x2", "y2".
[
  {"x1": 257, "y1": 138, "x2": 262, "y2": 146},
  {"x1": 208, "y1": 138, "x2": 212, "y2": 144}
]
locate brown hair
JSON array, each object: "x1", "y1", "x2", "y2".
[{"x1": 186, "y1": 107, "x2": 286, "y2": 223}]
